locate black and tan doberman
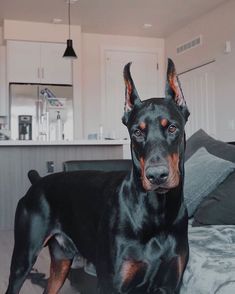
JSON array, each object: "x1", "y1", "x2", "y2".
[{"x1": 6, "y1": 59, "x2": 190, "y2": 294}]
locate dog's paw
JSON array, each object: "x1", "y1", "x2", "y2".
[{"x1": 151, "y1": 286, "x2": 174, "y2": 294}]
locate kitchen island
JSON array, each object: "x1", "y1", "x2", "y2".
[
  {"x1": 0, "y1": 139, "x2": 130, "y2": 230},
  {"x1": 0, "y1": 139, "x2": 130, "y2": 146}
]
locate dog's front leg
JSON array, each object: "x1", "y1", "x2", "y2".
[
  {"x1": 151, "y1": 252, "x2": 188, "y2": 294},
  {"x1": 96, "y1": 257, "x2": 116, "y2": 294},
  {"x1": 97, "y1": 279, "x2": 116, "y2": 294},
  {"x1": 96, "y1": 261, "x2": 117, "y2": 294},
  {"x1": 95, "y1": 234, "x2": 116, "y2": 293},
  {"x1": 152, "y1": 287, "x2": 176, "y2": 294}
]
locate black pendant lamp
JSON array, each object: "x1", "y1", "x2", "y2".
[{"x1": 63, "y1": 0, "x2": 77, "y2": 59}]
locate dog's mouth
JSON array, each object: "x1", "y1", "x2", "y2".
[
  {"x1": 154, "y1": 187, "x2": 169, "y2": 194},
  {"x1": 142, "y1": 177, "x2": 178, "y2": 193}
]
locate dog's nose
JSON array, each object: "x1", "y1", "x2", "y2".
[{"x1": 146, "y1": 166, "x2": 169, "y2": 185}]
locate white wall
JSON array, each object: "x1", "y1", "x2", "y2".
[
  {"x1": 166, "y1": 0, "x2": 235, "y2": 141},
  {"x1": 0, "y1": 27, "x2": 3, "y2": 45},
  {"x1": 82, "y1": 33, "x2": 165, "y2": 138}
]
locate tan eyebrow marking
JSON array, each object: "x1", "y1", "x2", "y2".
[
  {"x1": 139, "y1": 122, "x2": 146, "y2": 130},
  {"x1": 160, "y1": 118, "x2": 168, "y2": 127}
]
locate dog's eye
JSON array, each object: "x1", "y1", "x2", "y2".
[
  {"x1": 134, "y1": 129, "x2": 142, "y2": 137},
  {"x1": 168, "y1": 124, "x2": 177, "y2": 134}
]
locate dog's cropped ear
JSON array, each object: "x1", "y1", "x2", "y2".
[
  {"x1": 122, "y1": 62, "x2": 141, "y2": 125},
  {"x1": 165, "y1": 58, "x2": 190, "y2": 121}
]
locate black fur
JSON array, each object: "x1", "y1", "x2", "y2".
[{"x1": 28, "y1": 169, "x2": 41, "y2": 184}]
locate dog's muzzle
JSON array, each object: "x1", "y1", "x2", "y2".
[
  {"x1": 141, "y1": 158, "x2": 180, "y2": 192},
  {"x1": 143, "y1": 165, "x2": 169, "y2": 193}
]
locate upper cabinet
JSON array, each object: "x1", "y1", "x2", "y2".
[
  {"x1": 40, "y1": 43, "x2": 72, "y2": 85},
  {"x1": 7, "y1": 41, "x2": 72, "y2": 85}
]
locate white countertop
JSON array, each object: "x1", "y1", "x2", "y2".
[{"x1": 0, "y1": 139, "x2": 130, "y2": 146}]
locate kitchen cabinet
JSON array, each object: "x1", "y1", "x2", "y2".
[
  {"x1": 0, "y1": 46, "x2": 7, "y2": 116},
  {"x1": 40, "y1": 43, "x2": 72, "y2": 85},
  {"x1": 7, "y1": 41, "x2": 72, "y2": 85}
]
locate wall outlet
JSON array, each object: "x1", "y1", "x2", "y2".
[
  {"x1": 225, "y1": 41, "x2": 232, "y2": 54},
  {"x1": 47, "y1": 161, "x2": 54, "y2": 173}
]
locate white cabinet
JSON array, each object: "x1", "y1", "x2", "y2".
[
  {"x1": 7, "y1": 41, "x2": 40, "y2": 84},
  {"x1": 7, "y1": 41, "x2": 72, "y2": 85},
  {"x1": 0, "y1": 46, "x2": 7, "y2": 116},
  {"x1": 40, "y1": 43, "x2": 72, "y2": 85}
]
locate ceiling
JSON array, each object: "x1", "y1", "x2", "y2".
[{"x1": 0, "y1": 0, "x2": 229, "y2": 38}]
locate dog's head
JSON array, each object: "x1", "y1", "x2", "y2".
[{"x1": 123, "y1": 59, "x2": 190, "y2": 193}]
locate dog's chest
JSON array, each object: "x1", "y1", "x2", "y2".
[
  {"x1": 114, "y1": 233, "x2": 175, "y2": 292},
  {"x1": 117, "y1": 232, "x2": 171, "y2": 264}
]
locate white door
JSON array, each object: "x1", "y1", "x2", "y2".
[
  {"x1": 41, "y1": 43, "x2": 72, "y2": 85},
  {"x1": 179, "y1": 62, "x2": 216, "y2": 139},
  {"x1": 103, "y1": 50, "x2": 159, "y2": 140},
  {"x1": 0, "y1": 46, "x2": 7, "y2": 116},
  {"x1": 7, "y1": 41, "x2": 41, "y2": 83}
]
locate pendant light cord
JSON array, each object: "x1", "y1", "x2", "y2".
[
  {"x1": 68, "y1": 0, "x2": 71, "y2": 39},
  {"x1": 63, "y1": 0, "x2": 77, "y2": 58}
]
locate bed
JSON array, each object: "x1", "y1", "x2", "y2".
[
  {"x1": 182, "y1": 223, "x2": 235, "y2": 294},
  {"x1": 181, "y1": 129, "x2": 235, "y2": 294}
]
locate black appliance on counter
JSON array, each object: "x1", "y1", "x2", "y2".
[{"x1": 18, "y1": 115, "x2": 32, "y2": 140}]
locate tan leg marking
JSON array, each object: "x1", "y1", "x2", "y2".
[{"x1": 45, "y1": 258, "x2": 72, "y2": 294}]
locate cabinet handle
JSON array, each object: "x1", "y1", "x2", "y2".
[
  {"x1": 37, "y1": 67, "x2": 40, "y2": 79},
  {"x1": 41, "y1": 68, "x2": 44, "y2": 79}
]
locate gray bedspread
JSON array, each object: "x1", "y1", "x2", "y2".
[{"x1": 181, "y1": 224, "x2": 235, "y2": 294}]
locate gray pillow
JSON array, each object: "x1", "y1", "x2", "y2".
[
  {"x1": 193, "y1": 172, "x2": 235, "y2": 226},
  {"x1": 185, "y1": 129, "x2": 235, "y2": 163},
  {"x1": 184, "y1": 147, "x2": 235, "y2": 217}
]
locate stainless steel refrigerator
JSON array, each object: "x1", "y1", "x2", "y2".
[{"x1": 10, "y1": 83, "x2": 74, "y2": 141}]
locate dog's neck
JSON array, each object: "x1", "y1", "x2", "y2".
[
  {"x1": 119, "y1": 152, "x2": 185, "y2": 228},
  {"x1": 119, "y1": 172, "x2": 177, "y2": 233}
]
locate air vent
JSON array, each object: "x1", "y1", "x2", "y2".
[{"x1": 177, "y1": 36, "x2": 202, "y2": 54}]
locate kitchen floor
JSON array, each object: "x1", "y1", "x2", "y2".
[{"x1": 0, "y1": 230, "x2": 97, "y2": 294}]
